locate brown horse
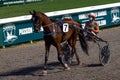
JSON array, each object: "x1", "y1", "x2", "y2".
[
  {"x1": 30, "y1": 10, "x2": 88, "y2": 75},
  {"x1": 51, "y1": 18, "x2": 89, "y2": 61}
]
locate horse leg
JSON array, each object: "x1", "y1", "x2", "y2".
[
  {"x1": 74, "y1": 48, "x2": 80, "y2": 65},
  {"x1": 69, "y1": 46, "x2": 80, "y2": 65},
  {"x1": 72, "y1": 40, "x2": 80, "y2": 65},
  {"x1": 72, "y1": 33, "x2": 80, "y2": 65},
  {"x1": 69, "y1": 38, "x2": 80, "y2": 65},
  {"x1": 42, "y1": 43, "x2": 51, "y2": 75},
  {"x1": 56, "y1": 44, "x2": 70, "y2": 70}
]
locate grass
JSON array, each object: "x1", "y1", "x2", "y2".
[{"x1": 0, "y1": 0, "x2": 120, "y2": 18}]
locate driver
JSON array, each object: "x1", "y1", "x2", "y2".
[{"x1": 85, "y1": 12, "x2": 100, "y2": 35}]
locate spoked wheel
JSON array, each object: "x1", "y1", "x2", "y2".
[
  {"x1": 99, "y1": 45, "x2": 110, "y2": 66},
  {"x1": 83, "y1": 29, "x2": 111, "y2": 66}
]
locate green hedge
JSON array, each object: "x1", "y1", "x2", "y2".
[{"x1": 0, "y1": 0, "x2": 119, "y2": 18}]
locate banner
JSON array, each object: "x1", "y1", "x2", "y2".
[
  {"x1": 50, "y1": 7, "x2": 120, "y2": 28},
  {"x1": 0, "y1": 20, "x2": 43, "y2": 46}
]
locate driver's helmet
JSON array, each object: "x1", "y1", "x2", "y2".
[{"x1": 88, "y1": 12, "x2": 96, "y2": 18}]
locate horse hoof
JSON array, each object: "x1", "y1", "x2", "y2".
[
  {"x1": 42, "y1": 70, "x2": 47, "y2": 76},
  {"x1": 67, "y1": 67, "x2": 70, "y2": 70},
  {"x1": 64, "y1": 63, "x2": 70, "y2": 70},
  {"x1": 64, "y1": 67, "x2": 70, "y2": 71}
]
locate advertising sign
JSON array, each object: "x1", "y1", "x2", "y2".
[
  {"x1": 0, "y1": 20, "x2": 43, "y2": 46},
  {"x1": 51, "y1": 7, "x2": 120, "y2": 29}
]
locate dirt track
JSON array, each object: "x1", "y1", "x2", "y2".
[{"x1": 0, "y1": 26, "x2": 120, "y2": 80}]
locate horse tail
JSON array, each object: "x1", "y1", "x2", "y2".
[{"x1": 78, "y1": 29, "x2": 89, "y2": 55}]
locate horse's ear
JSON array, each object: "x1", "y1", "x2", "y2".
[
  {"x1": 30, "y1": 10, "x2": 36, "y2": 15},
  {"x1": 29, "y1": 11, "x2": 33, "y2": 15},
  {"x1": 33, "y1": 10, "x2": 36, "y2": 14}
]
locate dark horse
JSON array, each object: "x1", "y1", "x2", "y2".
[{"x1": 30, "y1": 10, "x2": 88, "y2": 75}]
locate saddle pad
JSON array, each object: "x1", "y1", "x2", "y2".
[{"x1": 58, "y1": 21, "x2": 69, "y2": 32}]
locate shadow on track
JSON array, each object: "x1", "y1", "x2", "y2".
[
  {"x1": 0, "y1": 62, "x2": 62, "y2": 76},
  {"x1": 87, "y1": 64, "x2": 103, "y2": 67}
]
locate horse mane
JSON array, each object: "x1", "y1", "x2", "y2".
[
  {"x1": 50, "y1": 18, "x2": 58, "y2": 22},
  {"x1": 39, "y1": 12, "x2": 46, "y2": 15},
  {"x1": 36, "y1": 12, "x2": 47, "y2": 17},
  {"x1": 37, "y1": 12, "x2": 55, "y2": 23},
  {"x1": 35, "y1": 11, "x2": 82, "y2": 28}
]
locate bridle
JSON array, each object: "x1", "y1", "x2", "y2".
[{"x1": 32, "y1": 15, "x2": 42, "y2": 31}]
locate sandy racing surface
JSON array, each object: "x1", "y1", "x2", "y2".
[{"x1": 0, "y1": 26, "x2": 120, "y2": 80}]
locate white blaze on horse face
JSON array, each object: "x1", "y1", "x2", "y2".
[{"x1": 63, "y1": 23, "x2": 69, "y2": 32}]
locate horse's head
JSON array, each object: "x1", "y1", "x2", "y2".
[{"x1": 30, "y1": 10, "x2": 42, "y2": 32}]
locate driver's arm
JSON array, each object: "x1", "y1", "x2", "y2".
[{"x1": 90, "y1": 22, "x2": 100, "y2": 34}]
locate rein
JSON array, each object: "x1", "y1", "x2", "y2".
[
  {"x1": 43, "y1": 22, "x2": 62, "y2": 36},
  {"x1": 38, "y1": 18, "x2": 81, "y2": 36},
  {"x1": 42, "y1": 22, "x2": 56, "y2": 28}
]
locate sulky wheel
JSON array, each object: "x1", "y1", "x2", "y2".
[{"x1": 99, "y1": 45, "x2": 110, "y2": 66}]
